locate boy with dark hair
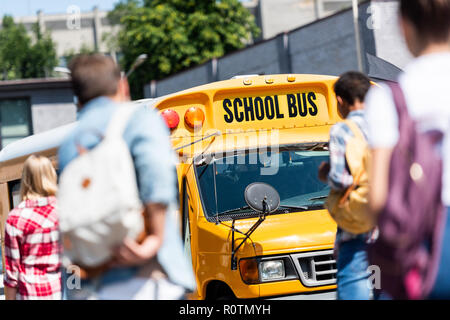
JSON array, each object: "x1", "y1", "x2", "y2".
[{"x1": 318, "y1": 71, "x2": 375, "y2": 300}]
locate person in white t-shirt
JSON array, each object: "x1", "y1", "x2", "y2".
[{"x1": 365, "y1": 0, "x2": 450, "y2": 299}]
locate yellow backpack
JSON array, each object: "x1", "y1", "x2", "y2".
[{"x1": 325, "y1": 119, "x2": 375, "y2": 234}]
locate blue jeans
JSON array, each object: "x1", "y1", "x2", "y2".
[
  {"x1": 62, "y1": 266, "x2": 138, "y2": 300},
  {"x1": 336, "y1": 238, "x2": 372, "y2": 300},
  {"x1": 428, "y1": 206, "x2": 450, "y2": 299}
]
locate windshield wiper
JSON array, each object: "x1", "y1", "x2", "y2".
[
  {"x1": 218, "y1": 205, "x2": 252, "y2": 215},
  {"x1": 219, "y1": 203, "x2": 323, "y2": 216},
  {"x1": 219, "y1": 204, "x2": 307, "y2": 216},
  {"x1": 308, "y1": 195, "x2": 328, "y2": 201},
  {"x1": 176, "y1": 131, "x2": 221, "y2": 152},
  {"x1": 279, "y1": 205, "x2": 308, "y2": 210},
  {"x1": 277, "y1": 203, "x2": 325, "y2": 212}
]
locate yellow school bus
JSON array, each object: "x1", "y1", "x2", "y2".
[{"x1": 0, "y1": 74, "x2": 340, "y2": 299}]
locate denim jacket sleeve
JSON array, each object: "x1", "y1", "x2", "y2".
[{"x1": 124, "y1": 105, "x2": 177, "y2": 206}]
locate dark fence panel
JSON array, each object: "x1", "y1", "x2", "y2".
[{"x1": 145, "y1": 1, "x2": 392, "y2": 98}]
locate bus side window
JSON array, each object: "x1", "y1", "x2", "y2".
[
  {"x1": 181, "y1": 177, "x2": 194, "y2": 267},
  {"x1": 174, "y1": 168, "x2": 180, "y2": 208},
  {"x1": 8, "y1": 180, "x2": 21, "y2": 210},
  {"x1": 182, "y1": 178, "x2": 189, "y2": 242}
]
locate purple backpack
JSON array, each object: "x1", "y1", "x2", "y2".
[{"x1": 367, "y1": 82, "x2": 446, "y2": 299}]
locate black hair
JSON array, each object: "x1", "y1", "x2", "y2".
[
  {"x1": 400, "y1": 0, "x2": 450, "y2": 43},
  {"x1": 333, "y1": 71, "x2": 371, "y2": 105}
]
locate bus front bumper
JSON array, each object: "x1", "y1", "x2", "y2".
[{"x1": 267, "y1": 290, "x2": 336, "y2": 300}]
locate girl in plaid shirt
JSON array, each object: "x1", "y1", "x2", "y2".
[{"x1": 4, "y1": 155, "x2": 62, "y2": 300}]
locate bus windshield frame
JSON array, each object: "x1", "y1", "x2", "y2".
[{"x1": 194, "y1": 143, "x2": 330, "y2": 222}]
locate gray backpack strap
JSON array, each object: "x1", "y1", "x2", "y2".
[{"x1": 105, "y1": 103, "x2": 140, "y2": 138}]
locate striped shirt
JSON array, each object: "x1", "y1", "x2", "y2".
[
  {"x1": 327, "y1": 110, "x2": 368, "y2": 190},
  {"x1": 3, "y1": 196, "x2": 62, "y2": 300},
  {"x1": 327, "y1": 110, "x2": 376, "y2": 246}
]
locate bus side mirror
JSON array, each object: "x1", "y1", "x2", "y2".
[
  {"x1": 230, "y1": 183, "x2": 280, "y2": 270},
  {"x1": 244, "y1": 182, "x2": 280, "y2": 215}
]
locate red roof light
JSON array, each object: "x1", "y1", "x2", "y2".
[{"x1": 161, "y1": 109, "x2": 180, "y2": 130}]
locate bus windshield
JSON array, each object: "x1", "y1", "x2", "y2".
[{"x1": 195, "y1": 146, "x2": 330, "y2": 219}]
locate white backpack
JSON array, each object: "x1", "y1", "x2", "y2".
[{"x1": 58, "y1": 104, "x2": 144, "y2": 267}]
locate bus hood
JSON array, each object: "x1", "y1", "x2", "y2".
[{"x1": 233, "y1": 209, "x2": 337, "y2": 255}]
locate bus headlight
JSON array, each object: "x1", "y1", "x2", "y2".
[
  {"x1": 259, "y1": 260, "x2": 285, "y2": 282},
  {"x1": 239, "y1": 257, "x2": 296, "y2": 284}
]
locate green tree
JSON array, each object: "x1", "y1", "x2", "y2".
[
  {"x1": 22, "y1": 23, "x2": 58, "y2": 78},
  {"x1": 108, "y1": 0, "x2": 260, "y2": 99},
  {"x1": 0, "y1": 15, "x2": 58, "y2": 80},
  {"x1": 0, "y1": 16, "x2": 30, "y2": 79},
  {"x1": 63, "y1": 43, "x2": 98, "y2": 67}
]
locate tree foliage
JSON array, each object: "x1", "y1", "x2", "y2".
[
  {"x1": 108, "y1": 0, "x2": 260, "y2": 98},
  {"x1": 0, "y1": 15, "x2": 58, "y2": 80},
  {"x1": 64, "y1": 43, "x2": 98, "y2": 67}
]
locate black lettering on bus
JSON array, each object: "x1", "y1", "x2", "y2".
[
  {"x1": 254, "y1": 97, "x2": 265, "y2": 121},
  {"x1": 264, "y1": 96, "x2": 275, "y2": 120},
  {"x1": 287, "y1": 94, "x2": 297, "y2": 117},
  {"x1": 233, "y1": 98, "x2": 244, "y2": 122},
  {"x1": 308, "y1": 92, "x2": 318, "y2": 116},
  {"x1": 297, "y1": 93, "x2": 307, "y2": 117},
  {"x1": 243, "y1": 97, "x2": 255, "y2": 121},
  {"x1": 301, "y1": 93, "x2": 309, "y2": 117},
  {"x1": 274, "y1": 95, "x2": 284, "y2": 119},
  {"x1": 223, "y1": 99, "x2": 234, "y2": 123}
]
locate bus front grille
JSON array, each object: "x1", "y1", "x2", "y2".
[{"x1": 291, "y1": 250, "x2": 337, "y2": 287}]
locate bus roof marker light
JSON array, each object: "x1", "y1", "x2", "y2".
[
  {"x1": 185, "y1": 106, "x2": 205, "y2": 129},
  {"x1": 161, "y1": 109, "x2": 180, "y2": 130},
  {"x1": 243, "y1": 78, "x2": 252, "y2": 85},
  {"x1": 265, "y1": 77, "x2": 274, "y2": 84},
  {"x1": 287, "y1": 75, "x2": 296, "y2": 82}
]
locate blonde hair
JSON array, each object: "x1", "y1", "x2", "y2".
[{"x1": 20, "y1": 155, "x2": 58, "y2": 201}]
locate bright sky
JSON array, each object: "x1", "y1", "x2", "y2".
[
  {"x1": 1, "y1": 0, "x2": 124, "y2": 17},
  {"x1": 0, "y1": 0, "x2": 250, "y2": 18}
]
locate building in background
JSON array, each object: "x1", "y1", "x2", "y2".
[
  {"x1": 0, "y1": 0, "x2": 410, "y2": 150},
  {"x1": 256, "y1": 0, "x2": 364, "y2": 40},
  {"x1": 13, "y1": 6, "x2": 119, "y2": 65},
  {"x1": 0, "y1": 78, "x2": 74, "y2": 149},
  {"x1": 7, "y1": 1, "x2": 360, "y2": 63},
  {"x1": 145, "y1": 0, "x2": 411, "y2": 98}
]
